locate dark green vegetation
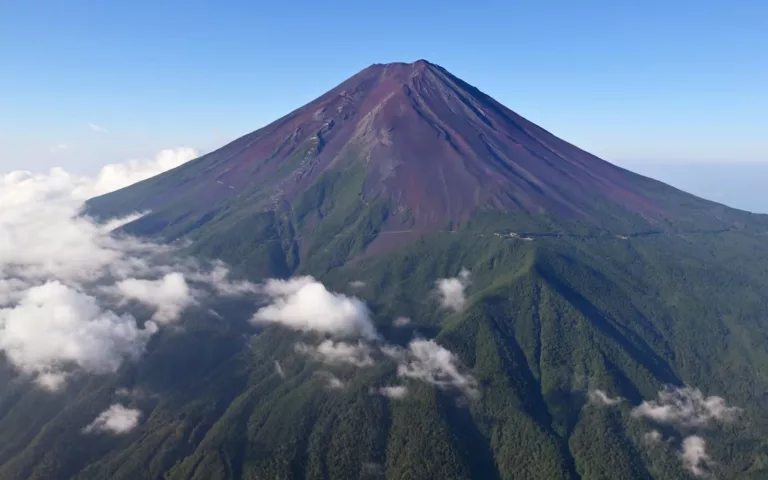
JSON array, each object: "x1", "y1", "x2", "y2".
[
  {"x1": 3, "y1": 208, "x2": 768, "y2": 479},
  {"x1": 4, "y1": 60, "x2": 768, "y2": 478}
]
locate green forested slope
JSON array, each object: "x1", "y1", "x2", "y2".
[{"x1": 2, "y1": 225, "x2": 768, "y2": 479}]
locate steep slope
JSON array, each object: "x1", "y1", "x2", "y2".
[{"x1": 86, "y1": 60, "x2": 763, "y2": 273}]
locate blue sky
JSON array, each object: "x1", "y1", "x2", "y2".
[{"x1": 1, "y1": 0, "x2": 766, "y2": 178}]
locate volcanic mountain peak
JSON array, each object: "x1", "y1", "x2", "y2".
[
  {"x1": 88, "y1": 60, "x2": 754, "y2": 257},
  {"x1": 366, "y1": 58, "x2": 433, "y2": 71}
]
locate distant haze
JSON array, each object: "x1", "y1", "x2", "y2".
[{"x1": 620, "y1": 162, "x2": 768, "y2": 214}]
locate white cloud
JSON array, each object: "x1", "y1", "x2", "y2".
[
  {"x1": 436, "y1": 268, "x2": 471, "y2": 311},
  {"x1": 90, "y1": 147, "x2": 198, "y2": 195},
  {"x1": 393, "y1": 316, "x2": 411, "y2": 327},
  {"x1": 274, "y1": 360, "x2": 285, "y2": 379},
  {"x1": 115, "y1": 387, "x2": 153, "y2": 399},
  {"x1": 629, "y1": 387, "x2": 737, "y2": 477},
  {"x1": 36, "y1": 372, "x2": 69, "y2": 391},
  {"x1": 681, "y1": 435, "x2": 714, "y2": 477},
  {"x1": 49, "y1": 143, "x2": 70, "y2": 154},
  {"x1": 349, "y1": 280, "x2": 366, "y2": 289},
  {"x1": 589, "y1": 389, "x2": 623, "y2": 406},
  {"x1": 380, "y1": 344, "x2": 406, "y2": 360},
  {"x1": 252, "y1": 277, "x2": 378, "y2": 339},
  {"x1": 643, "y1": 430, "x2": 663, "y2": 444},
  {"x1": 325, "y1": 373, "x2": 345, "y2": 390},
  {"x1": 295, "y1": 339, "x2": 375, "y2": 367},
  {"x1": 194, "y1": 264, "x2": 258, "y2": 296},
  {"x1": 395, "y1": 339, "x2": 478, "y2": 398},
  {"x1": 0, "y1": 147, "x2": 199, "y2": 287},
  {"x1": 87, "y1": 123, "x2": 109, "y2": 134},
  {"x1": 631, "y1": 386, "x2": 741, "y2": 428},
  {"x1": 83, "y1": 403, "x2": 141, "y2": 435},
  {"x1": 0, "y1": 147, "x2": 255, "y2": 389},
  {"x1": 378, "y1": 385, "x2": 408, "y2": 399},
  {"x1": 0, "y1": 282, "x2": 157, "y2": 390},
  {"x1": 114, "y1": 272, "x2": 194, "y2": 323}
]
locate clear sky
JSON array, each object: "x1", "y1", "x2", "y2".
[{"x1": 1, "y1": 0, "x2": 766, "y2": 174}]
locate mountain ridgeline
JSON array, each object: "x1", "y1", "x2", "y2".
[{"x1": 3, "y1": 60, "x2": 768, "y2": 479}]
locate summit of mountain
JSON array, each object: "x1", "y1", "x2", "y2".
[{"x1": 87, "y1": 60, "x2": 762, "y2": 270}]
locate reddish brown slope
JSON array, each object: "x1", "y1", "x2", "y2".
[
  {"x1": 89, "y1": 60, "x2": 754, "y2": 237},
  {"x1": 193, "y1": 60, "x2": 662, "y2": 228}
]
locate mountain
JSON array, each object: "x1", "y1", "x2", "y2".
[
  {"x1": 3, "y1": 60, "x2": 768, "y2": 480},
  {"x1": 85, "y1": 60, "x2": 761, "y2": 275}
]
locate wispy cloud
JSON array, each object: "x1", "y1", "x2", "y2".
[
  {"x1": 87, "y1": 123, "x2": 109, "y2": 134},
  {"x1": 295, "y1": 339, "x2": 375, "y2": 367},
  {"x1": 387, "y1": 339, "x2": 479, "y2": 398},
  {"x1": 115, "y1": 387, "x2": 153, "y2": 400},
  {"x1": 49, "y1": 143, "x2": 70, "y2": 154},
  {"x1": 631, "y1": 386, "x2": 741, "y2": 428},
  {"x1": 393, "y1": 316, "x2": 411, "y2": 327},
  {"x1": 681, "y1": 435, "x2": 714, "y2": 477},
  {"x1": 643, "y1": 430, "x2": 663, "y2": 444},
  {"x1": 274, "y1": 360, "x2": 285, "y2": 379},
  {"x1": 112, "y1": 272, "x2": 195, "y2": 323},
  {"x1": 325, "y1": 373, "x2": 345, "y2": 390},
  {"x1": 435, "y1": 268, "x2": 471, "y2": 311},
  {"x1": 93, "y1": 147, "x2": 198, "y2": 193},
  {"x1": 83, "y1": 404, "x2": 141, "y2": 434},
  {"x1": 631, "y1": 386, "x2": 740, "y2": 477},
  {"x1": 589, "y1": 389, "x2": 623, "y2": 406},
  {"x1": 377, "y1": 385, "x2": 408, "y2": 399}
]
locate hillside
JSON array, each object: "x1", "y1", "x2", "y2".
[{"x1": 2, "y1": 60, "x2": 768, "y2": 479}]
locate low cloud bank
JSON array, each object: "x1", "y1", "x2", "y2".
[
  {"x1": 435, "y1": 268, "x2": 471, "y2": 311},
  {"x1": 83, "y1": 403, "x2": 142, "y2": 435},
  {"x1": 0, "y1": 148, "x2": 257, "y2": 389},
  {"x1": 3, "y1": 148, "x2": 479, "y2": 405},
  {"x1": 0, "y1": 281, "x2": 157, "y2": 390}
]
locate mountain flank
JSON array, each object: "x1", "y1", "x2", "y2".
[{"x1": 87, "y1": 60, "x2": 763, "y2": 269}]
